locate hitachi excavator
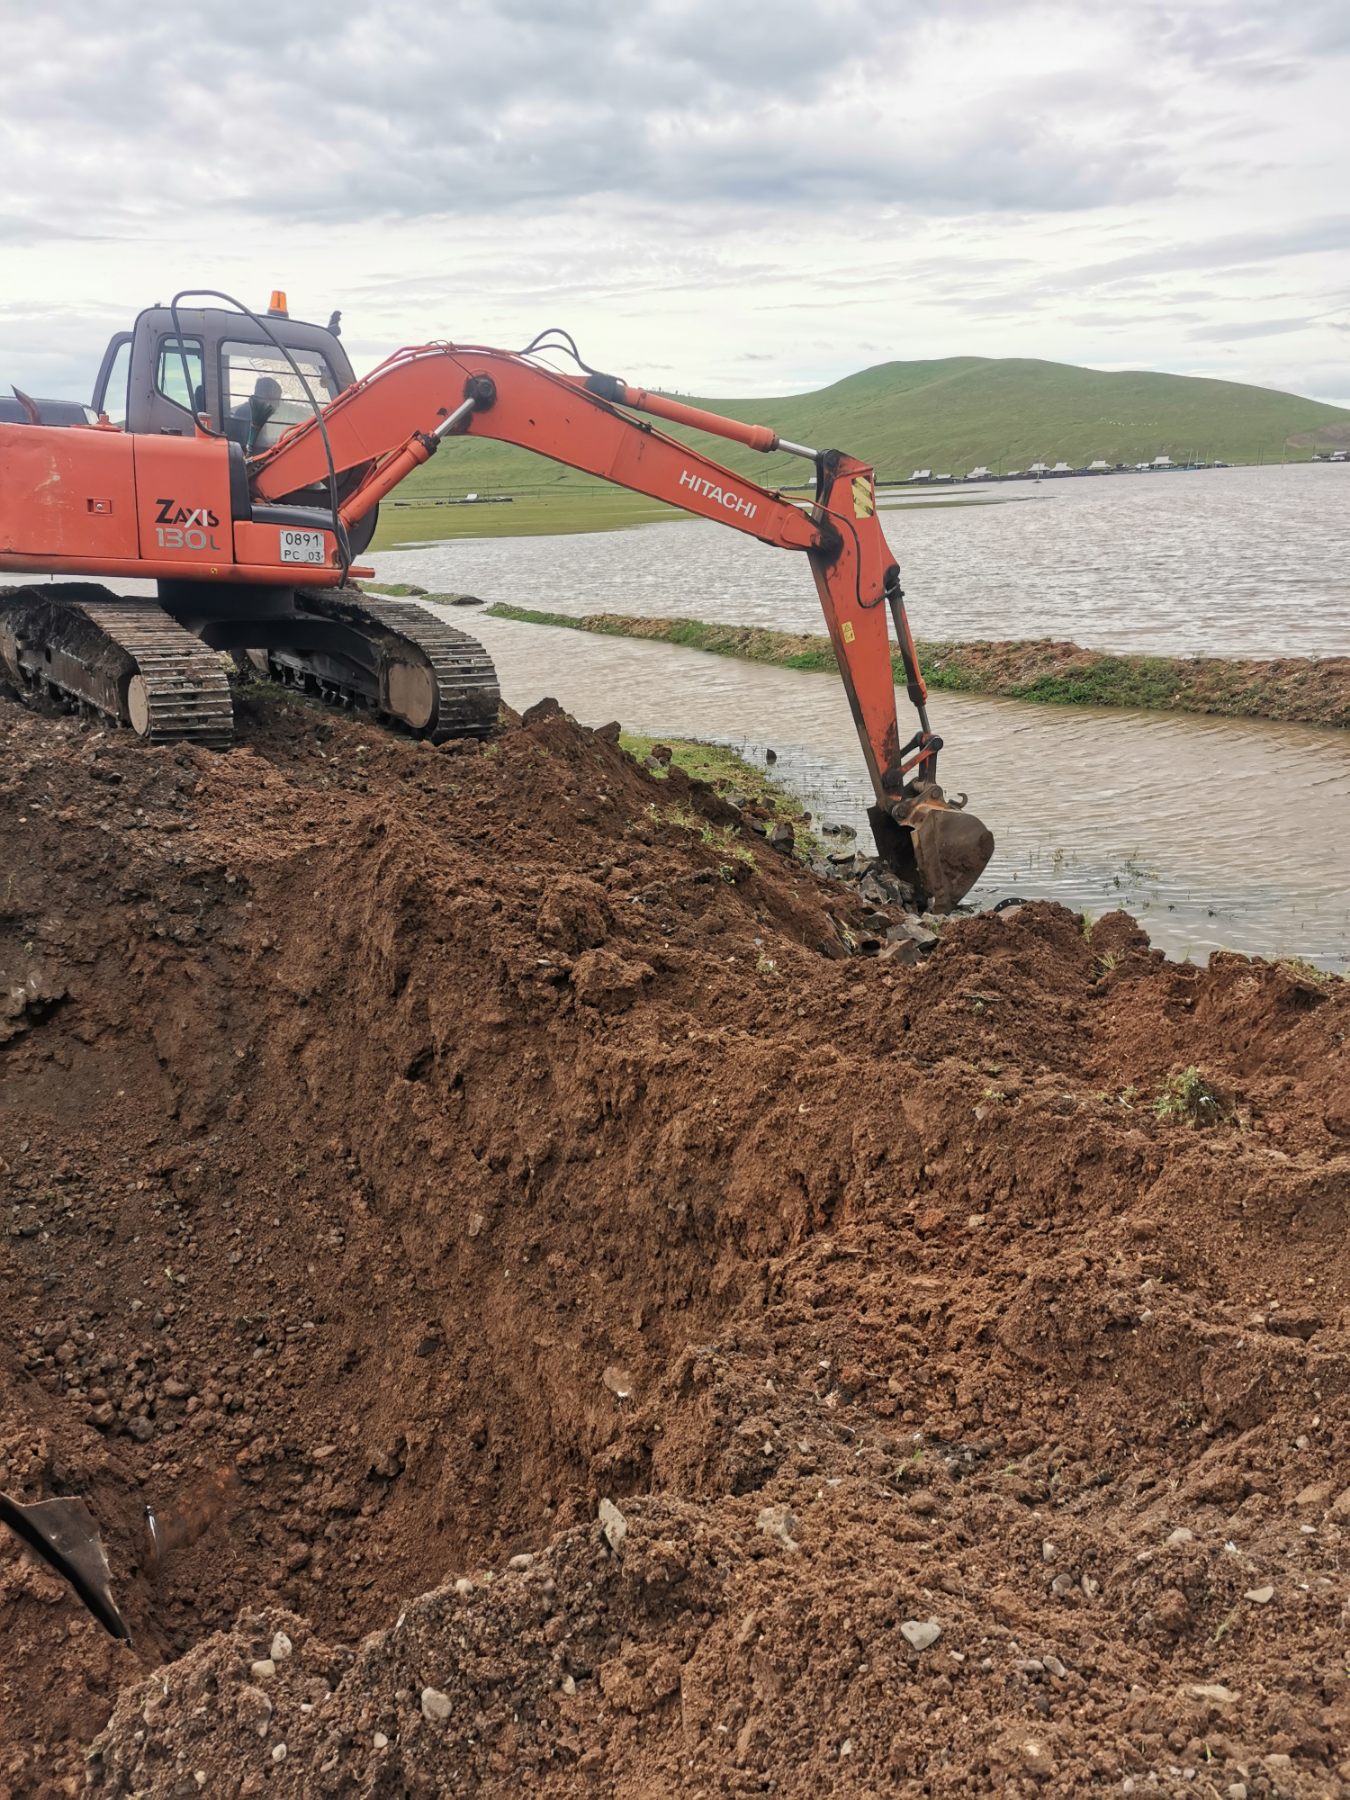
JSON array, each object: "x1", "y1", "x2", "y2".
[{"x1": 0, "y1": 290, "x2": 992, "y2": 908}]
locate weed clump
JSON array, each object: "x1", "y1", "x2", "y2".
[{"x1": 1153, "y1": 1065, "x2": 1236, "y2": 1128}]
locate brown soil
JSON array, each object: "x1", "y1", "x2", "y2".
[{"x1": 0, "y1": 684, "x2": 1347, "y2": 1800}]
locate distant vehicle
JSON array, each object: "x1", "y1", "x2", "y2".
[{"x1": 0, "y1": 393, "x2": 98, "y2": 426}]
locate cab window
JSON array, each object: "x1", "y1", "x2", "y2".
[
  {"x1": 98, "y1": 338, "x2": 133, "y2": 427},
  {"x1": 156, "y1": 338, "x2": 205, "y2": 416},
  {"x1": 221, "y1": 342, "x2": 339, "y2": 452}
]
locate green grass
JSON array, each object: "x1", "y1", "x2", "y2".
[
  {"x1": 620, "y1": 731, "x2": 818, "y2": 858},
  {"x1": 371, "y1": 485, "x2": 679, "y2": 549},
  {"x1": 365, "y1": 357, "x2": 1350, "y2": 547},
  {"x1": 484, "y1": 605, "x2": 1349, "y2": 728}
]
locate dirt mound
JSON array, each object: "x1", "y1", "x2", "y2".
[{"x1": 0, "y1": 686, "x2": 1347, "y2": 1799}]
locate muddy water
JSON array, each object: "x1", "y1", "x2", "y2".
[
  {"x1": 413, "y1": 609, "x2": 1350, "y2": 970},
  {"x1": 390, "y1": 463, "x2": 1350, "y2": 657}
]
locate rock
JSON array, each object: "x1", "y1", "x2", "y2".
[
  {"x1": 1019, "y1": 1739, "x2": 1058, "y2": 1780},
  {"x1": 1165, "y1": 1527, "x2": 1194, "y2": 1547},
  {"x1": 593, "y1": 720, "x2": 622, "y2": 743},
  {"x1": 756, "y1": 1504, "x2": 799, "y2": 1551},
  {"x1": 507, "y1": 1553, "x2": 535, "y2": 1571},
  {"x1": 126, "y1": 1414, "x2": 154, "y2": 1443},
  {"x1": 372, "y1": 1733, "x2": 388, "y2": 1749},
  {"x1": 420, "y1": 1687, "x2": 451, "y2": 1721},
  {"x1": 907, "y1": 1489, "x2": 938, "y2": 1515},
  {"x1": 598, "y1": 1497, "x2": 627, "y2": 1554},
  {"x1": 602, "y1": 1364, "x2": 633, "y2": 1400},
  {"x1": 270, "y1": 1631, "x2": 292, "y2": 1663},
  {"x1": 270, "y1": 1744, "x2": 287, "y2": 1763},
  {"x1": 1330, "y1": 1487, "x2": 1350, "y2": 1519},
  {"x1": 1244, "y1": 1585, "x2": 1274, "y2": 1604},
  {"x1": 649, "y1": 742, "x2": 673, "y2": 766},
  {"x1": 1041, "y1": 1540, "x2": 1058, "y2": 1563},
  {"x1": 1049, "y1": 1572, "x2": 1076, "y2": 1597},
  {"x1": 765, "y1": 821, "x2": 795, "y2": 852},
  {"x1": 249, "y1": 1660, "x2": 276, "y2": 1681},
  {"x1": 900, "y1": 1619, "x2": 942, "y2": 1651},
  {"x1": 1189, "y1": 1683, "x2": 1238, "y2": 1705}
]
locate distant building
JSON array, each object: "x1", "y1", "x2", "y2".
[
  {"x1": 1051, "y1": 461, "x2": 1071, "y2": 474},
  {"x1": 910, "y1": 468, "x2": 932, "y2": 482},
  {"x1": 966, "y1": 466, "x2": 991, "y2": 480},
  {"x1": 1087, "y1": 459, "x2": 1110, "y2": 471},
  {"x1": 1029, "y1": 461, "x2": 1048, "y2": 474},
  {"x1": 1152, "y1": 455, "x2": 1172, "y2": 468}
]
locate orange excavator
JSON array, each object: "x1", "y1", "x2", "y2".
[{"x1": 0, "y1": 291, "x2": 992, "y2": 908}]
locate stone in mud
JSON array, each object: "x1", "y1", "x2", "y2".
[
  {"x1": 420, "y1": 1687, "x2": 451, "y2": 1721},
  {"x1": 900, "y1": 1619, "x2": 942, "y2": 1650},
  {"x1": 598, "y1": 1498, "x2": 627, "y2": 1553}
]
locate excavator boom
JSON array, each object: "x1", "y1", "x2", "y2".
[{"x1": 0, "y1": 304, "x2": 993, "y2": 907}]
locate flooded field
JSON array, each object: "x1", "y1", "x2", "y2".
[
  {"x1": 389, "y1": 463, "x2": 1350, "y2": 657},
  {"x1": 378, "y1": 465, "x2": 1350, "y2": 967}
]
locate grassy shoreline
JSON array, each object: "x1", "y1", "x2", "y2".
[{"x1": 484, "y1": 604, "x2": 1349, "y2": 729}]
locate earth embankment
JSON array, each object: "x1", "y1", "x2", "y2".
[{"x1": 0, "y1": 687, "x2": 1346, "y2": 1797}]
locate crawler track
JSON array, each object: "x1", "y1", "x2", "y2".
[
  {"x1": 0, "y1": 584, "x2": 234, "y2": 747},
  {"x1": 250, "y1": 588, "x2": 500, "y2": 741}
]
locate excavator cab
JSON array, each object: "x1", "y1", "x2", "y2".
[
  {"x1": 90, "y1": 303, "x2": 354, "y2": 445},
  {"x1": 84, "y1": 301, "x2": 380, "y2": 558}
]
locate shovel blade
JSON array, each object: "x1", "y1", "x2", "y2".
[{"x1": 0, "y1": 1492, "x2": 131, "y2": 1641}]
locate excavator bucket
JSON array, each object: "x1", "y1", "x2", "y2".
[
  {"x1": 870, "y1": 791, "x2": 995, "y2": 914},
  {"x1": 0, "y1": 1491, "x2": 130, "y2": 1640}
]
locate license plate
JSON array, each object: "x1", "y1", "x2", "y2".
[{"x1": 279, "y1": 528, "x2": 326, "y2": 565}]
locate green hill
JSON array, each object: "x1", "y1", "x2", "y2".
[{"x1": 375, "y1": 356, "x2": 1350, "y2": 544}]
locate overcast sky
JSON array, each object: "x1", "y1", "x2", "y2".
[{"x1": 1, "y1": 0, "x2": 1347, "y2": 406}]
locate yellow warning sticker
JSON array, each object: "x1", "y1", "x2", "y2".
[
  {"x1": 852, "y1": 476, "x2": 875, "y2": 519},
  {"x1": 842, "y1": 621, "x2": 856, "y2": 643}
]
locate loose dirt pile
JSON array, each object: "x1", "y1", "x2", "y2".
[{"x1": 1, "y1": 685, "x2": 1347, "y2": 1799}]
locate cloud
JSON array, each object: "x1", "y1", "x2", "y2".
[
  {"x1": 0, "y1": 0, "x2": 1346, "y2": 406},
  {"x1": 1188, "y1": 316, "x2": 1314, "y2": 341},
  {"x1": 0, "y1": 0, "x2": 1181, "y2": 229}
]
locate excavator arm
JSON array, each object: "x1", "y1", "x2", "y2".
[{"x1": 253, "y1": 344, "x2": 993, "y2": 907}]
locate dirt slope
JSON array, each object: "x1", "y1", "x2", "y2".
[{"x1": 0, "y1": 686, "x2": 1346, "y2": 1800}]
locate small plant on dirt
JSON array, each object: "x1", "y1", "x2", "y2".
[
  {"x1": 1153, "y1": 1066, "x2": 1235, "y2": 1128},
  {"x1": 1278, "y1": 956, "x2": 1342, "y2": 984},
  {"x1": 1097, "y1": 949, "x2": 1119, "y2": 974},
  {"x1": 756, "y1": 952, "x2": 778, "y2": 977},
  {"x1": 1080, "y1": 911, "x2": 1096, "y2": 941}
]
